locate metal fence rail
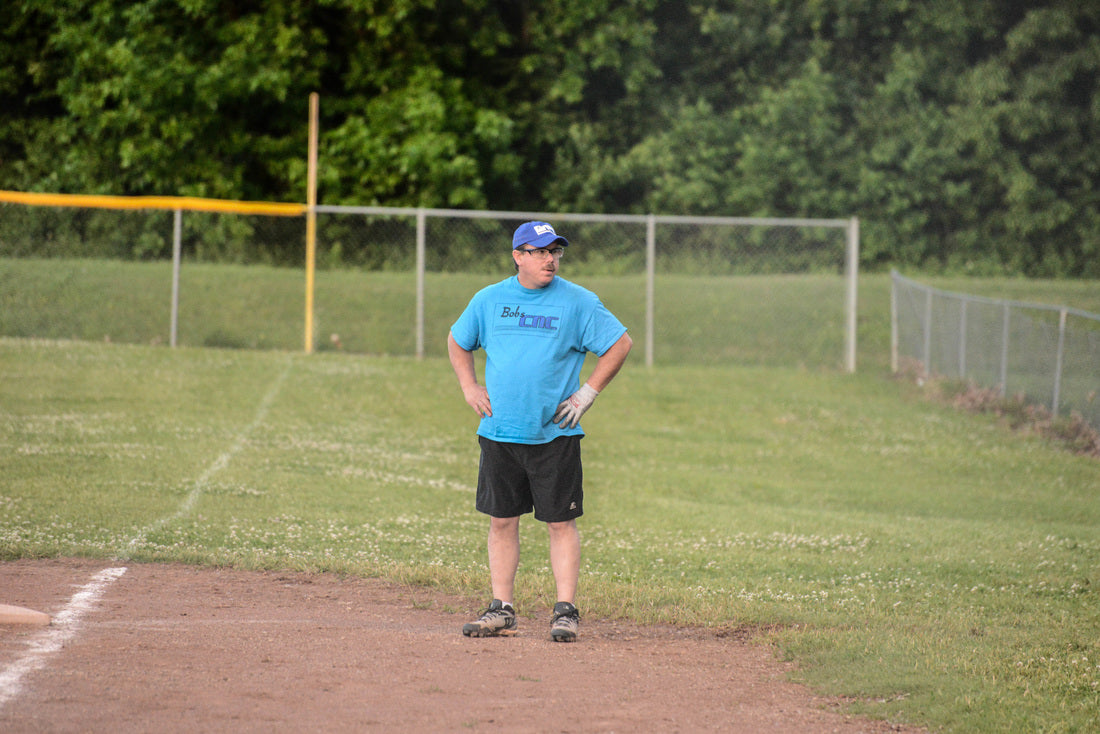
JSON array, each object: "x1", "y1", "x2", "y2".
[{"x1": 891, "y1": 270, "x2": 1100, "y2": 429}]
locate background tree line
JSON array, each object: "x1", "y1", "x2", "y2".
[{"x1": 1, "y1": 0, "x2": 1097, "y2": 276}]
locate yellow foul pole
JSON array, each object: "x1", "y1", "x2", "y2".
[
  {"x1": 304, "y1": 92, "x2": 319, "y2": 354},
  {"x1": 0, "y1": 190, "x2": 304, "y2": 215}
]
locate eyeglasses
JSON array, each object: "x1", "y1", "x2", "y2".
[{"x1": 519, "y1": 247, "x2": 565, "y2": 260}]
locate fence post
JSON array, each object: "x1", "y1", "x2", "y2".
[
  {"x1": 959, "y1": 298, "x2": 968, "y2": 379},
  {"x1": 1052, "y1": 308, "x2": 1067, "y2": 418},
  {"x1": 416, "y1": 209, "x2": 426, "y2": 360},
  {"x1": 645, "y1": 214, "x2": 655, "y2": 368},
  {"x1": 923, "y1": 288, "x2": 933, "y2": 377},
  {"x1": 170, "y1": 209, "x2": 182, "y2": 348},
  {"x1": 890, "y1": 270, "x2": 899, "y2": 374},
  {"x1": 844, "y1": 217, "x2": 859, "y2": 373},
  {"x1": 1000, "y1": 303, "x2": 1010, "y2": 397}
]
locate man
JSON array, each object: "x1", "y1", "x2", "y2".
[{"x1": 447, "y1": 221, "x2": 632, "y2": 642}]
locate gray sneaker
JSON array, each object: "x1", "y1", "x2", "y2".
[
  {"x1": 550, "y1": 601, "x2": 579, "y2": 642},
  {"x1": 462, "y1": 600, "x2": 517, "y2": 637}
]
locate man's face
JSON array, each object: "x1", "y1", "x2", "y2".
[{"x1": 513, "y1": 245, "x2": 563, "y2": 289}]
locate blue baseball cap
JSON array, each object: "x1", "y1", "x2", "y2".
[{"x1": 512, "y1": 221, "x2": 569, "y2": 250}]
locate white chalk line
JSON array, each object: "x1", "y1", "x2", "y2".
[
  {"x1": 121, "y1": 357, "x2": 293, "y2": 559},
  {"x1": 0, "y1": 358, "x2": 293, "y2": 714},
  {"x1": 0, "y1": 566, "x2": 128, "y2": 709}
]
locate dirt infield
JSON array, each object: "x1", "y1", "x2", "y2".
[{"x1": 0, "y1": 559, "x2": 922, "y2": 733}]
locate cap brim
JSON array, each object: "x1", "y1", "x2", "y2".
[{"x1": 514, "y1": 233, "x2": 569, "y2": 249}]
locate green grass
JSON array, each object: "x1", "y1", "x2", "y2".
[
  {"x1": 3, "y1": 260, "x2": 1100, "y2": 731},
  {"x1": 2, "y1": 337, "x2": 1099, "y2": 732}
]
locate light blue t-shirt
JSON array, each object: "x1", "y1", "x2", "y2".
[{"x1": 450, "y1": 275, "x2": 627, "y2": 444}]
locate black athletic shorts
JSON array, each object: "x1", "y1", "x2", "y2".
[{"x1": 476, "y1": 435, "x2": 583, "y2": 523}]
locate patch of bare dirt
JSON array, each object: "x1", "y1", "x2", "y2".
[{"x1": 0, "y1": 559, "x2": 923, "y2": 733}]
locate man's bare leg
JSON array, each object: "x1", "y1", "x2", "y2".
[
  {"x1": 488, "y1": 515, "x2": 521, "y2": 603},
  {"x1": 547, "y1": 519, "x2": 580, "y2": 604}
]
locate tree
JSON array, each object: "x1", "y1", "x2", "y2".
[
  {"x1": 2, "y1": 0, "x2": 1097, "y2": 275},
  {"x1": 949, "y1": 4, "x2": 1100, "y2": 275},
  {"x1": 7, "y1": 0, "x2": 328, "y2": 199}
]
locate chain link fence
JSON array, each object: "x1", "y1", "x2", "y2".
[
  {"x1": 891, "y1": 271, "x2": 1100, "y2": 430},
  {"x1": 0, "y1": 200, "x2": 306, "y2": 349},
  {"x1": 1, "y1": 198, "x2": 858, "y2": 370},
  {"x1": 308, "y1": 207, "x2": 857, "y2": 368}
]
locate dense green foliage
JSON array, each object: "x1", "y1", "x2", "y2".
[{"x1": 2, "y1": 1, "x2": 1098, "y2": 276}]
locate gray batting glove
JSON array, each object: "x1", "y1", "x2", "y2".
[{"x1": 553, "y1": 383, "x2": 599, "y2": 429}]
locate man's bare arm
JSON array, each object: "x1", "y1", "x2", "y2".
[
  {"x1": 587, "y1": 332, "x2": 633, "y2": 392},
  {"x1": 448, "y1": 332, "x2": 491, "y2": 417}
]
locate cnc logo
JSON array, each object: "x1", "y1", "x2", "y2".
[
  {"x1": 500, "y1": 305, "x2": 559, "y2": 330},
  {"x1": 495, "y1": 304, "x2": 564, "y2": 338}
]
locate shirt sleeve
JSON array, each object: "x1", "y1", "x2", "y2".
[
  {"x1": 582, "y1": 295, "x2": 628, "y2": 357},
  {"x1": 450, "y1": 293, "x2": 484, "y2": 352}
]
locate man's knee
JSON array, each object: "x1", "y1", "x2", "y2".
[
  {"x1": 546, "y1": 519, "x2": 578, "y2": 538},
  {"x1": 489, "y1": 515, "x2": 520, "y2": 536}
]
